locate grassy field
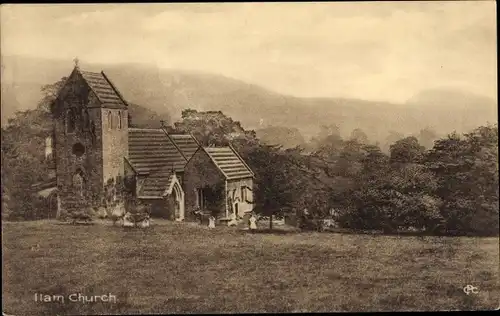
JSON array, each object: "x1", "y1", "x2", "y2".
[{"x1": 2, "y1": 220, "x2": 498, "y2": 314}]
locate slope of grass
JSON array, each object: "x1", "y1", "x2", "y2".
[{"x1": 2, "y1": 220, "x2": 498, "y2": 314}]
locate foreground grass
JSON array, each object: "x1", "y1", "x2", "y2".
[{"x1": 2, "y1": 220, "x2": 498, "y2": 314}]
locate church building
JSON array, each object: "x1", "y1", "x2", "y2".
[{"x1": 40, "y1": 65, "x2": 254, "y2": 222}]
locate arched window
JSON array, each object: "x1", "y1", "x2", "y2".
[
  {"x1": 72, "y1": 169, "x2": 85, "y2": 197},
  {"x1": 82, "y1": 109, "x2": 90, "y2": 130},
  {"x1": 66, "y1": 109, "x2": 76, "y2": 134},
  {"x1": 107, "y1": 111, "x2": 112, "y2": 130},
  {"x1": 45, "y1": 136, "x2": 53, "y2": 161},
  {"x1": 118, "y1": 111, "x2": 122, "y2": 129},
  {"x1": 241, "y1": 186, "x2": 247, "y2": 202}
]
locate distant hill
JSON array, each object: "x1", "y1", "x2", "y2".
[
  {"x1": 1, "y1": 55, "x2": 497, "y2": 144},
  {"x1": 405, "y1": 88, "x2": 498, "y2": 134}
]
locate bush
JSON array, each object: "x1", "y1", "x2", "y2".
[{"x1": 123, "y1": 202, "x2": 150, "y2": 228}]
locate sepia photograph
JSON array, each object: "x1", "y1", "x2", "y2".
[{"x1": 1, "y1": 2, "x2": 498, "y2": 314}]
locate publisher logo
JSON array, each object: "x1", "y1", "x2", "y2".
[{"x1": 463, "y1": 285, "x2": 479, "y2": 295}]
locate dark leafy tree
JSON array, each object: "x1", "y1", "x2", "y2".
[
  {"x1": 382, "y1": 130, "x2": 405, "y2": 153},
  {"x1": 425, "y1": 125, "x2": 499, "y2": 235},
  {"x1": 389, "y1": 136, "x2": 425, "y2": 164},
  {"x1": 1, "y1": 77, "x2": 66, "y2": 220},
  {"x1": 173, "y1": 109, "x2": 258, "y2": 147}
]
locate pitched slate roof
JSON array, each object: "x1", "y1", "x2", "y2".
[
  {"x1": 138, "y1": 166, "x2": 175, "y2": 197},
  {"x1": 128, "y1": 128, "x2": 187, "y2": 175},
  {"x1": 169, "y1": 134, "x2": 200, "y2": 161},
  {"x1": 78, "y1": 69, "x2": 127, "y2": 109},
  {"x1": 204, "y1": 146, "x2": 254, "y2": 180}
]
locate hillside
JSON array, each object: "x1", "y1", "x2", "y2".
[
  {"x1": 405, "y1": 88, "x2": 498, "y2": 135},
  {"x1": 1, "y1": 55, "x2": 497, "y2": 142}
]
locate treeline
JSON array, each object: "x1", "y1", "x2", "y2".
[
  {"x1": 176, "y1": 110, "x2": 498, "y2": 237},
  {"x1": 309, "y1": 127, "x2": 499, "y2": 236},
  {"x1": 1, "y1": 78, "x2": 498, "y2": 237},
  {"x1": 257, "y1": 123, "x2": 441, "y2": 153}
]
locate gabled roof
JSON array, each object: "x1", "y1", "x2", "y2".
[
  {"x1": 56, "y1": 67, "x2": 128, "y2": 109},
  {"x1": 203, "y1": 146, "x2": 254, "y2": 180},
  {"x1": 75, "y1": 67, "x2": 127, "y2": 109},
  {"x1": 138, "y1": 166, "x2": 176, "y2": 198},
  {"x1": 168, "y1": 134, "x2": 200, "y2": 161},
  {"x1": 128, "y1": 128, "x2": 187, "y2": 175}
]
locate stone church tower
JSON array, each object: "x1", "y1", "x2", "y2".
[{"x1": 52, "y1": 65, "x2": 128, "y2": 217}]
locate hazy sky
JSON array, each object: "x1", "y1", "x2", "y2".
[{"x1": 1, "y1": 2, "x2": 497, "y2": 102}]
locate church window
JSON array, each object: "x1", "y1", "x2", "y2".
[
  {"x1": 107, "y1": 111, "x2": 112, "y2": 130},
  {"x1": 241, "y1": 186, "x2": 247, "y2": 202},
  {"x1": 45, "y1": 136, "x2": 53, "y2": 161},
  {"x1": 82, "y1": 109, "x2": 90, "y2": 130},
  {"x1": 66, "y1": 109, "x2": 76, "y2": 134},
  {"x1": 72, "y1": 169, "x2": 85, "y2": 197},
  {"x1": 118, "y1": 111, "x2": 122, "y2": 129}
]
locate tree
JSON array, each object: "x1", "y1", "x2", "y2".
[
  {"x1": 333, "y1": 139, "x2": 365, "y2": 178},
  {"x1": 340, "y1": 144, "x2": 392, "y2": 230},
  {"x1": 350, "y1": 128, "x2": 369, "y2": 144},
  {"x1": 389, "y1": 136, "x2": 425, "y2": 164},
  {"x1": 308, "y1": 124, "x2": 342, "y2": 151},
  {"x1": 245, "y1": 145, "x2": 297, "y2": 229},
  {"x1": 385, "y1": 163, "x2": 442, "y2": 232},
  {"x1": 424, "y1": 125, "x2": 499, "y2": 235},
  {"x1": 312, "y1": 133, "x2": 344, "y2": 160},
  {"x1": 174, "y1": 109, "x2": 258, "y2": 147},
  {"x1": 418, "y1": 127, "x2": 438, "y2": 149},
  {"x1": 382, "y1": 130, "x2": 405, "y2": 153},
  {"x1": 1, "y1": 77, "x2": 66, "y2": 220}
]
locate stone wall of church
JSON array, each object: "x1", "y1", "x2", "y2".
[
  {"x1": 101, "y1": 108, "x2": 128, "y2": 185},
  {"x1": 227, "y1": 177, "x2": 254, "y2": 217},
  {"x1": 183, "y1": 149, "x2": 226, "y2": 221},
  {"x1": 53, "y1": 72, "x2": 104, "y2": 217}
]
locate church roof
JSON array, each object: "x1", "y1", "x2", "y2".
[
  {"x1": 78, "y1": 69, "x2": 127, "y2": 109},
  {"x1": 138, "y1": 167, "x2": 175, "y2": 198},
  {"x1": 203, "y1": 146, "x2": 254, "y2": 180},
  {"x1": 128, "y1": 128, "x2": 187, "y2": 175},
  {"x1": 168, "y1": 134, "x2": 200, "y2": 161}
]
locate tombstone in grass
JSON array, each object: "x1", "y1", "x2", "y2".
[
  {"x1": 96, "y1": 200, "x2": 108, "y2": 219},
  {"x1": 109, "y1": 201, "x2": 125, "y2": 226},
  {"x1": 122, "y1": 212, "x2": 134, "y2": 227},
  {"x1": 249, "y1": 213, "x2": 257, "y2": 233},
  {"x1": 208, "y1": 215, "x2": 216, "y2": 229},
  {"x1": 228, "y1": 211, "x2": 238, "y2": 227},
  {"x1": 193, "y1": 208, "x2": 203, "y2": 225},
  {"x1": 124, "y1": 203, "x2": 150, "y2": 228},
  {"x1": 140, "y1": 215, "x2": 151, "y2": 228}
]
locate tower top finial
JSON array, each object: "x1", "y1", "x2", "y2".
[{"x1": 73, "y1": 57, "x2": 80, "y2": 69}]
